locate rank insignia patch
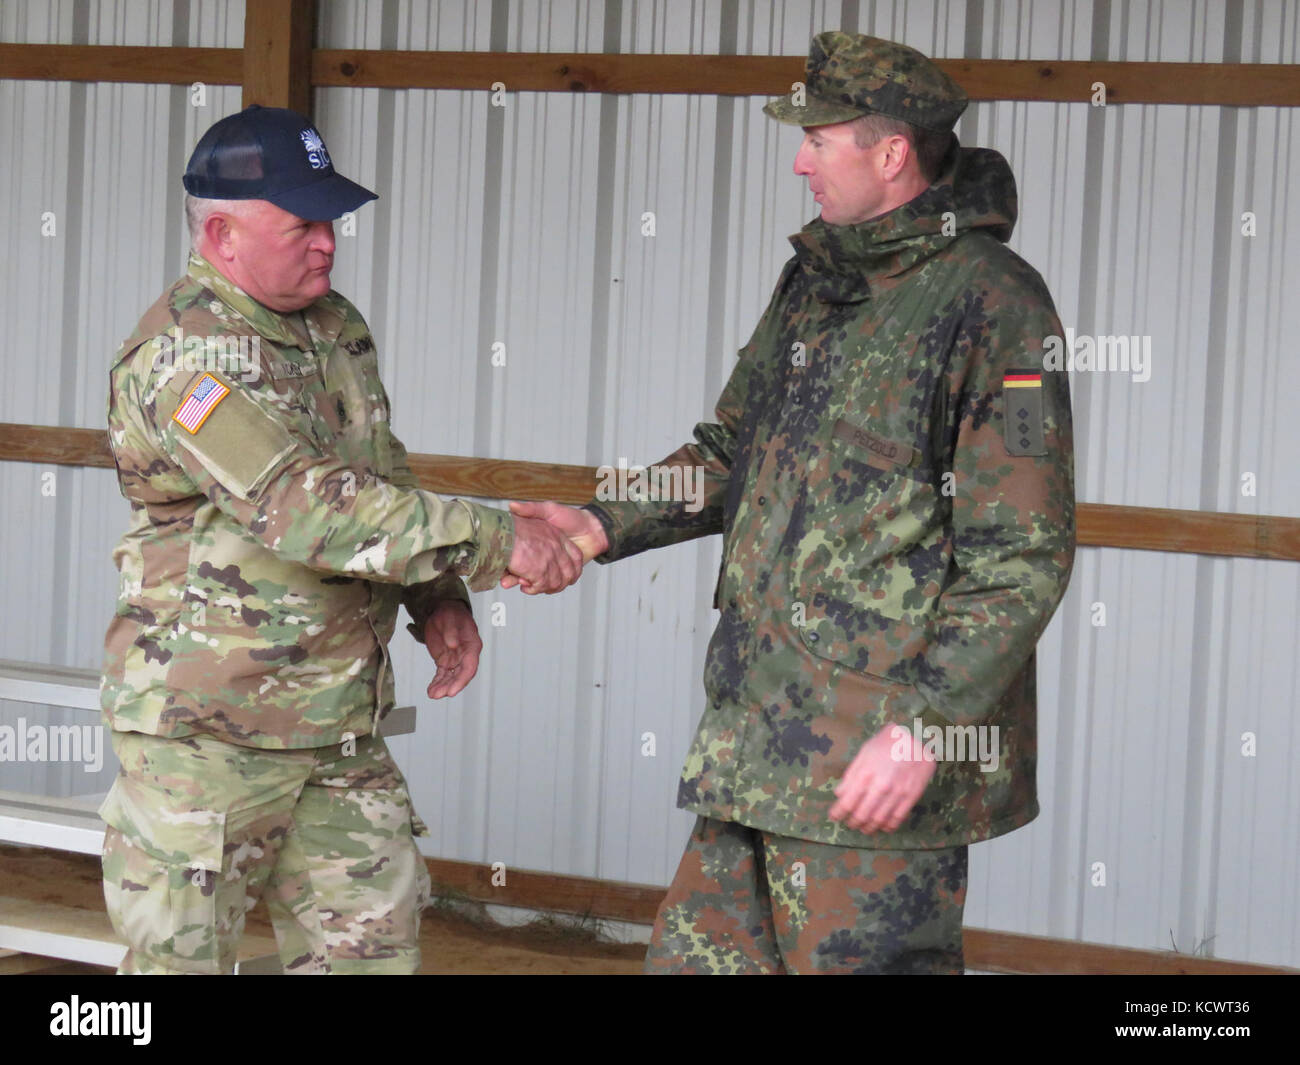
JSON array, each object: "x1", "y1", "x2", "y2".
[
  {"x1": 172, "y1": 373, "x2": 230, "y2": 434},
  {"x1": 1003, "y1": 370, "x2": 1045, "y2": 456}
]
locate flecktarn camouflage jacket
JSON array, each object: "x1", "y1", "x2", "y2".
[{"x1": 589, "y1": 144, "x2": 1076, "y2": 847}]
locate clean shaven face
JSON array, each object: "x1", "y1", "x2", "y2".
[
  {"x1": 224, "y1": 200, "x2": 336, "y2": 312},
  {"x1": 793, "y1": 121, "x2": 891, "y2": 226}
]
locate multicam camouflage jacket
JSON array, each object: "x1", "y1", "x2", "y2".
[
  {"x1": 101, "y1": 253, "x2": 513, "y2": 749},
  {"x1": 588, "y1": 144, "x2": 1076, "y2": 848}
]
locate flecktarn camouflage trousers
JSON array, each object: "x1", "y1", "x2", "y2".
[
  {"x1": 646, "y1": 816, "x2": 967, "y2": 974},
  {"x1": 100, "y1": 728, "x2": 431, "y2": 975}
]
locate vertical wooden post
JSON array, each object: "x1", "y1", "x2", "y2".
[{"x1": 242, "y1": 0, "x2": 315, "y2": 115}]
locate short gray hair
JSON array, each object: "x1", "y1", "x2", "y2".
[
  {"x1": 185, "y1": 193, "x2": 254, "y2": 244},
  {"x1": 849, "y1": 114, "x2": 953, "y2": 185}
]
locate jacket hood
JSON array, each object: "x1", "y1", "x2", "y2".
[{"x1": 788, "y1": 140, "x2": 1019, "y2": 303}]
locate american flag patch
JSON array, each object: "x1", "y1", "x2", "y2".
[{"x1": 172, "y1": 373, "x2": 230, "y2": 434}]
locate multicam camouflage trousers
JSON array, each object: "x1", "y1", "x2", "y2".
[
  {"x1": 645, "y1": 816, "x2": 968, "y2": 974},
  {"x1": 99, "y1": 729, "x2": 431, "y2": 975}
]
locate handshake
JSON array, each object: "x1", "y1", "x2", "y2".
[{"x1": 501, "y1": 501, "x2": 610, "y2": 594}]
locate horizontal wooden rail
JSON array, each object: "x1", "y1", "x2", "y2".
[
  {"x1": 1, "y1": 423, "x2": 1296, "y2": 561},
  {"x1": 2, "y1": 45, "x2": 1298, "y2": 106},
  {"x1": 312, "y1": 49, "x2": 800, "y2": 95},
  {"x1": 314, "y1": 52, "x2": 1300, "y2": 107},
  {"x1": 1077, "y1": 501, "x2": 1300, "y2": 560},
  {"x1": 0, "y1": 44, "x2": 240, "y2": 85}
]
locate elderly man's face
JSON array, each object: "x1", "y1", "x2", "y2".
[
  {"x1": 221, "y1": 200, "x2": 336, "y2": 312},
  {"x1": 793, "y1": 121, "x2": 890, "y2": 226}
]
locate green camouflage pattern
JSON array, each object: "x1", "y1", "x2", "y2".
[
  {"x1": 103, "y1": 252, "x2": 513, "y2": 748},
  {"x1": 101, "y1": 728, "x2": 431, "y2": 974},
  {"x1": 645, "y1": 816, "x2": 966, "y2": 973},
  {"x1": 764, "y1": 30, "x2": 969, "y2": 132},
  {"x1": 589, "y1": 144, "x2": 1075, "y2": 848}
]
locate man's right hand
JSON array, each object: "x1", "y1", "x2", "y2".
[
  {"x1": 507, "y1": 514, "x2": 586, "y2": 594},
  {"x1": 501, "y1": 501, "x2": 609, "y2": 591}
]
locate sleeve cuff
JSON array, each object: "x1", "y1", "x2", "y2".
[
  {"x1": 404, "y1": 572, "x2": 472, "y2": 643},
  {"x1": 462, "y1": 502, "x2": 514, "y2": 591},
  {"x1": 580, "y1": 503, "x2": 619, "y2": 563}
]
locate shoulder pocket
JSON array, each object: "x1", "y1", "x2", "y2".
[{"x1": 161, "y1": 371, "x2": 297, "y2": 501}]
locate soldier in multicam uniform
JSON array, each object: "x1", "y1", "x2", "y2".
[
  {"x1": 515, "y1": 33, "x2": 1076, "y2": 973},
  {"x1": 100, "y1": 105, "x2": 582, "y2": 974}
]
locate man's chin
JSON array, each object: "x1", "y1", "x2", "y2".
[{"x1": 305, "y1": 273, "x2": 333, "y2": 298}]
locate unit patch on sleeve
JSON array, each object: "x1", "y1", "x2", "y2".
[
  {"x1": 172, "y1": 373, "x2": 231, "y2": 434},
  {"x1": 1002, "y1": 370, "x2": 1045, "y2": 456}
]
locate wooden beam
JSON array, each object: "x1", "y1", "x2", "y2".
[
  {"x1": 0, "y1": 425, "x2": 113, "y2": 469},
  {"x1": 313, "y1": 50, "x2": 1300, "y2": 107},
  {"x1": 1077, "y1": 502, "x2": 1300, "y2": 561},
  {"x1": 944, "y1": 58, "x2": 1300, "y2": 107},
  {"x1": 4, "y1": 45, "x2": 1298, "y2": 107},
  {"x1": 241, "y1": 0, "x2": 315, "y2": 114},
  {"x1": 312, "y1": 50, "x2": 798, "y2": 96},
  {"x1": 0, "y1": 44, "x2": 239, "y2": 85},
  {"x1": 1, "y1": 424, "x2": 1297, "y2": 562},
  {"x1": 405, "y1": 452, "x2": 598, "y2": 504}
]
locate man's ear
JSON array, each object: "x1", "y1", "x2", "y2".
[
  {"x1": 201, "y1": 211, "x2": 237, "y2": 262},
  {"x1": 879, "y1": 133, "x2": 914, "y2": 182}
]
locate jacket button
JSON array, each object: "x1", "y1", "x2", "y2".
[
  {"x1": 807, "y1": 631, "x2": 819, "y2": 642},
  {"x1": 757, "y1": 495, "x2": 767, "y2": 505},
  {"x1": 728, "y1": 598, "x2": 738, "y2": 610},
  {"x1": 712, "y1": 700, "x2": 722, "y2": 709}
]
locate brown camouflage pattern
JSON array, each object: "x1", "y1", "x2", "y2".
[
  {"x1": 645, "y1": 816, "x2": 966, "y2": 974},
  {"x1": 102, "y1": 253, "x2": 513, "y2": 749},
  {"x1": 588, "y1": 143, "x2": 1076, "y2": 848}
]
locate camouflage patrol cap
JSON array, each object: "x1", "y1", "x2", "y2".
[{"x1": 764, "y1": 31, "x2": 968, "y2": 133}]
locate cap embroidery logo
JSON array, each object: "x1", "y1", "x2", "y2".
[{"x1": 300, "y1": 128, "x2": 331, "y2": 170}]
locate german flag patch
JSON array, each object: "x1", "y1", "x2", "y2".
[
  {"x1": 1003, "y1": 370, "x2": 1045, "y2": 456},
  {"x1": 172, "y1": 373, "x2": 230, "y2": 435}
]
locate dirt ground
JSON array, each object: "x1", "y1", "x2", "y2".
[{"x1": 0, "y1": 844, "x2": 645, "y2": 975}]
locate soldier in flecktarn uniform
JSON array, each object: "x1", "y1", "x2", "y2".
[
  {"x1": 100, "y1": 106, "x2": 581, "y2": 974},
  {"x1": 518, "y1": 32, "x2": 1077, "y2": 973}
]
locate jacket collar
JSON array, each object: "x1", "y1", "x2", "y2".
[
  {"x1": 185, "y1": 252, "x2": 346, "y2": 356},
  {"x1": 787, "y1": 141, "x2": 1018, "y2": 304}
]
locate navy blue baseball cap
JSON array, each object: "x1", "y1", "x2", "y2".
[{"x1": 182, "y1": 105, "x2": 377, "y2": 221}]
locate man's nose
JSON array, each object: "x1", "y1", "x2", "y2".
[
  {"x1": 312, "y1": 222, "x2": 336, "y2": 255},
  {"x1": 793, "y1": 142, "x2": 813, "y2": 176}
]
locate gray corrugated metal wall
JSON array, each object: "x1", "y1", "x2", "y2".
[{"x1": 1, "y1": 0, "x2": 1296, "y2": 966}]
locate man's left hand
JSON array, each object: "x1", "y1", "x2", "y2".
[
  {"x1": 423, "y1": 601, "x2": 482, "y2": 699},
  {"x1": 830, "y1": 724, "x2": 937, "y2": 834}
]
